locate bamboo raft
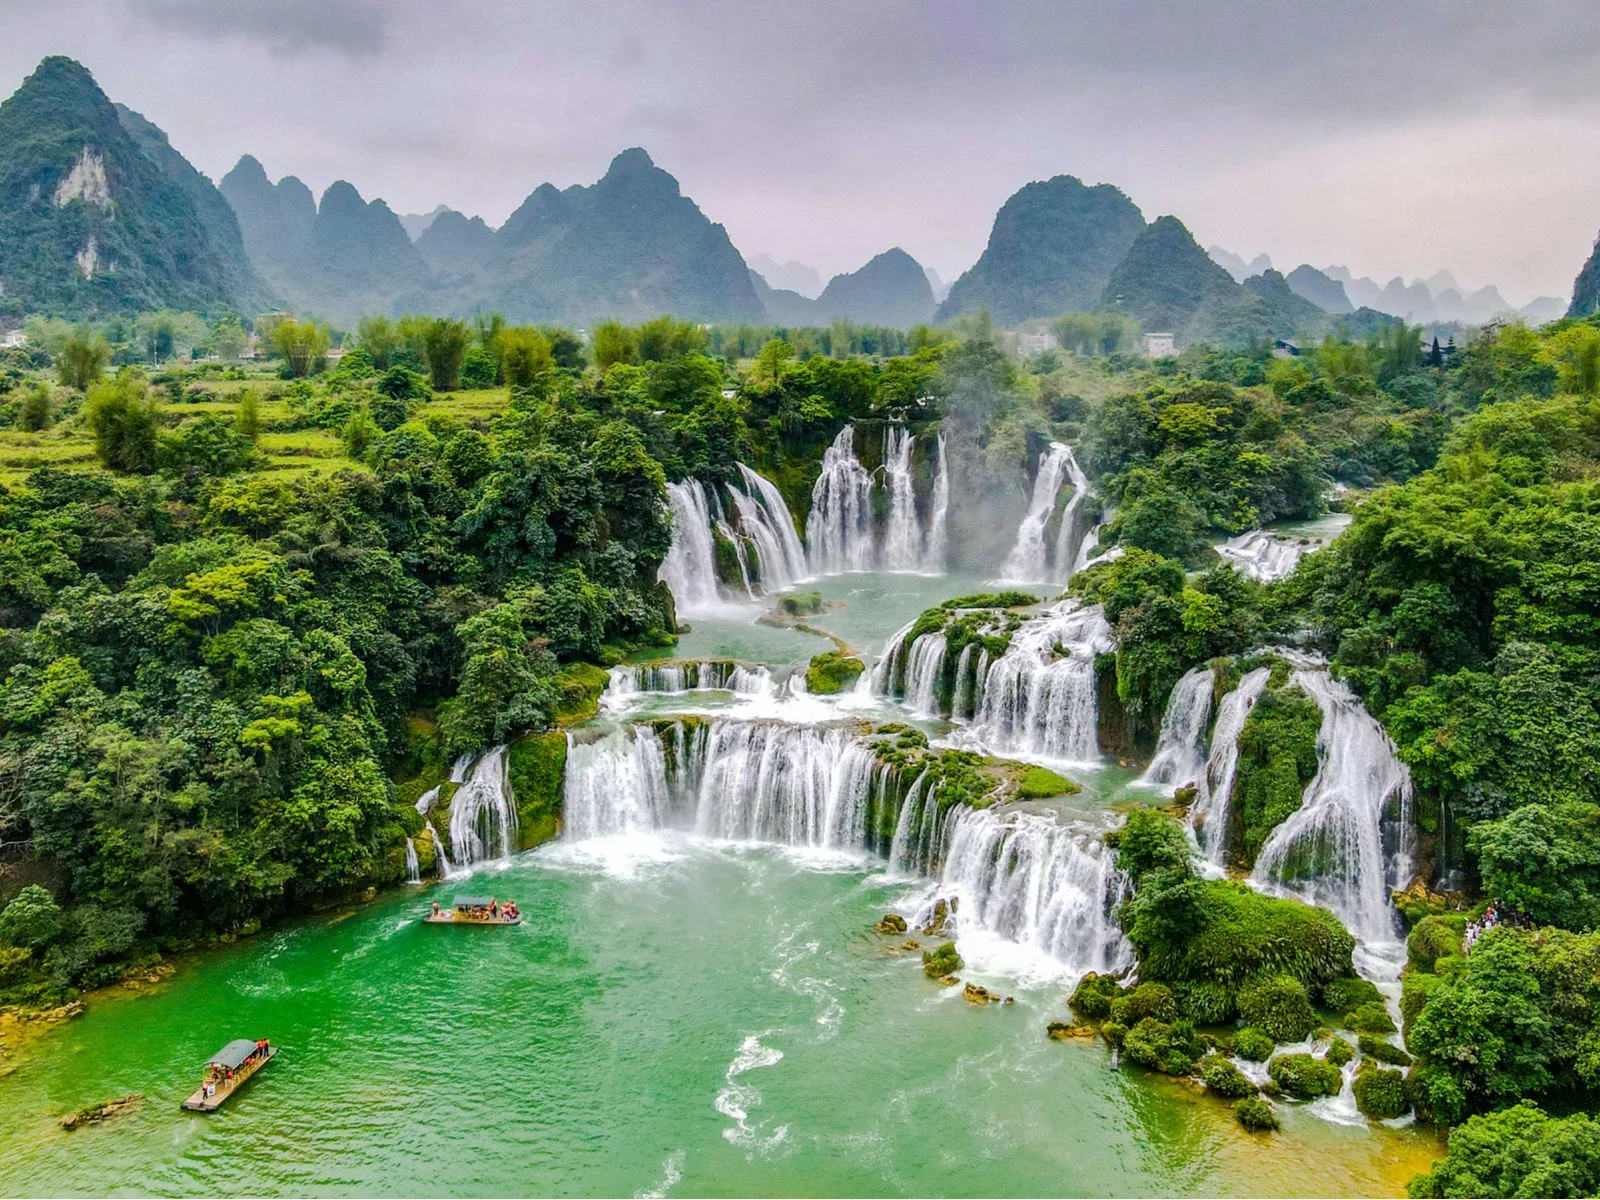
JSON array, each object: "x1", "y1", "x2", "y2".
[
  {"x1": 181, "y1": 1041, "x2": 277, "y2": 1112},
  {"x1": 423, "y1": 895, "x2": 522, "y2": 925}
]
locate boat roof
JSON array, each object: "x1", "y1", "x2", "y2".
[
  {"x1": 207, "y1": 1039, "x2": 260, "y2": 1069},
  {"x1": 454, "y1": 895, "x2": 495, "y2": 908}
]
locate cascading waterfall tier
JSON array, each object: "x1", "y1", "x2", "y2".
[
  {"x1": 806, "y1": 424, "x2": 948, "y2": 575},
  {"x1": 562, "y1": 717, "x2": 1129, "y2": 977},
  {"x1": 1250, "y1": 669, "x2": 1415, "y2": 944},
  {"x1": 920, "y1": 806, "x2": 1132, "y2": 979},
  {"x1": 870, "y1": 609, "x2": 1008, "y2": 722},
  {"x1": 563, "y1": 720, "x2": 895, "y2": 847},
  {"x1": 1189, "y1": 667, "x2": 1271, "y2": 864},
  {"x1": 996, "y1": 442, "x2": 1093, "y2": 584},
  {"x1": 1215, "y1": 530, "x2": 1311, "y2": 582},
  {"x1": 448, "y1": 745, "x2": 519, "y2": 869},
  {"x1": 1137, "y1": 664, "x2": 1214, "y2": 793},
  {"x1": 964, "y1": 601, "x2": 1113, "y2": 763},
  {"x1": 658, "y1": 468, "x2": 808, "y2": 616},
  {"x1": 604, "y1": 660, "x2": 798, "y2": 703}
]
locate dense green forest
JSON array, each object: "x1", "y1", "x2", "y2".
[{"x1": 2, "y1": 303, "x2": 1600, "y2": 1194}]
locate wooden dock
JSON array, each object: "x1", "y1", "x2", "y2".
[{"x1": 180, "y1": 1046, "x2": 277, "y2": 1112}]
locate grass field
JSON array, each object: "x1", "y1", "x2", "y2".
[{"x1": 0, "y1": 373, "x2": 515, "y2": 487}]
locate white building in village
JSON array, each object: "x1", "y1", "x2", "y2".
[{"x1": 1140, "y1": 331, "x2": 1176, "y2": 358}]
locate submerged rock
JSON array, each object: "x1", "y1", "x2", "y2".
[
  {"x1": 1046, "y1": 1021, "x2": 1096, "y2": 1041},
  {"x1": 874, "y1": 913, "x2": 908, "y2": 934},
  {"x1": 61, "y1": 1093, "x2": 143, "y2": 1129}
]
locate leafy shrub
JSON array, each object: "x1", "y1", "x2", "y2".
[
  {"x1": 1111, "y1": 808, "x2": 1193, "y2": 881},
  {"x1": 1407, "y1": 916, "x2": 1465, "y2": 973},
  {"x1": 778, "y1": 591, "x2": 824, "y2": 616},
  {"x1": 922, "y1": 941, "x2": 962, "y2": 978},
  {"x1": 1353, "y1": 1066, "x2": 1409, "y2": 1119},
  {"x1": 1406, "y1": 1103, "x2": 1600, "y2": 1199},
  {"x1": 1172, "y1": 979, "x2": 1233, "y2": 1025},
  {"x1": 1238, "y1": 975, "x2": 1317, "y2": 1042},
  {"x1": 1321, "y1": 975, "x2": 1383, "y2": 1013},
  {"x1": 1110, "y1": 981, "x2": 1178, "y2": 1026},
  {"x1": 939, "y1": 591, "x2": 1039, "y2": 610},
  {"x1": 1267, "y1": 1052, "x2": 1343, "y2": 1099},
  {"x1": 1199, "y1": 1055, "x2": 1256, "y2": 1098},
  {"x1": 1232, "y1": 1027, "x2": 1275, "y2": 1062},
  {"x1": 1232, "y1": 684, "x2": 1322, "y2": 865},
  {"x1": 1068, "y1": 972, "x2": 1119, "y2": 1020},
  {"x1": 1235, "y1": 1096, "x2": 1280, "y2": 1132},
  {"x1": 1122, "y1": 1017, "x2": 1203, "y2": 1075}
]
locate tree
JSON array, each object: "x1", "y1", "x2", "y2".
[
  {"x1": 56, "y1": 325, "x2": 109, "y2": 391},
  {"x1": 753, "y1": 338, "x2": 794, "y2": 388},
  {"x1": 209, "y1": 314, "x2": 247, "y2": 362},
  {"x1": 16, "y1": 382, "x2": 51, "y2": 432},
  {"x1": 499, "y1": 326, "x2": 553, "y2": 389},
  {"x1": 83, "y1": 370, "x2": 160, "y2": 473},
  {"x1": 1471, "y1": 800, "x2": 1600, "y2": 930},
  {"x1": 592, "y1": 321, "x2": 637, "y2": 370},
  {"x1": 235, "y1": 390, "x2": 261, "y2": 441},
  {"x1": 1408, "y1": 1103, "x2": 1600, "y2": 1198},
  {"x1": 356, "y1": 315, "x2": 400, "y2": 370},
  {"x1": 0, "y1": 885, "x2": 63, "y2": 951},
  {"x1": 420, "y1": 318, "x2": 470, "y2": 391},
  {"x1": 269, "y1": 318, "x2": 330, "y2": 378}
]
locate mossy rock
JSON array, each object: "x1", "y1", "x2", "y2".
[
  {"x1": 1238, "y1": 975, "x2": 1316, "y2": 1043},
  {"x1": 507, "y1": 729, "x2": 566, "y2": 850},
  {"x1": 1407, "y1": 915, "x2": 1465, "y2": 973},
  {"x1": 1399, "y1": 971, "x2": 1444, "y2": 1045},
  {"x1": 779, "y1": 591, "x2": 825, "y2": 616},
  {"x1": 939, "y1": 591, "x2": 1039, "y2": 610},
  {"x1": 922, "y1": 941, "x2": 962, "y2": 979},
  {"x1": 1198, "y1": 1055, "x2": 1257, "y2": 1098},
  {"x1": 1342, "y1": 1002, "x2": 1396, "y2": 1034},
  {"x1": 1358, "y1": 1035, "x2": 1412, "y2": 1067},
  {"x1": 1352, "y1": 1065, "x2": 1409, "y2": 1119},
  {"x1": 1319, "y1": 975, "x2": 1383, "y2": 1014},
  {"x1": 411, "y1": 827, "x2": 439, "y2": 877},
  {"x1": 1324, "y1": 1037, "x2": 1355, "y2": 1068},
  {"x1": 1235, "y1": 1096, "x2": 1280, "y2": 1132},
  {"x1": 1231, "y1": 685, "x2": 1322, "y2": 867},
  {"x1": 553, "y1": 662, "x2": 610, "y2": 724},
  {"x1": 1111, "y1": 982, "x2": 1178, "y2": 1026},
  {"x1": 1013, "y1": 764, "x2": 1079, "y2": 799},
  {"x1": 1232, "y1": 1027, "x2": 1275, "y2": 1062},
  {"x1": 1267, "y1": 1052, "x2": 1343, "y2": 1099},
  {"x1": 1122, "y1": 1017, "x2": 1204, "y2": 1076},
  {"x1": 1069, "y1": 972, "x2": 1120, "y2": 1021},
  {"x1": 805, "y1": 651, "x2": 865, "y2": 695}
]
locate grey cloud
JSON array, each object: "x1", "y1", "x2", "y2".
[{"x1": 131, "y1": 0, "x2": 387, "y2": 57}]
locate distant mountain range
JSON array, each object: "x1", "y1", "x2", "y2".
[
  {"x1": 0, "y1": 56, "x2": 1587, "y2": 337},
  {"x1": 1209, "y1": 245, "x2": 1561, "y2": 327}
]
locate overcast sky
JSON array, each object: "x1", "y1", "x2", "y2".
[{"x1": 3, "y1": 0, "x2": 1598, "y2": 303}]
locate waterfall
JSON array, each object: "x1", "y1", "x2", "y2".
[
  {"x1": 660, "y1": 480, "x2": 725, "y2": 617},
  {"x1": 603, "y1": 662, "x2": 795, "y2": 710},
  {"x1": 564, "y1": 721, "x2": 888, "y2": 848},
  {"x1": 966, "y1": 602, "x2": 1113, "y2": 763},
  {"x1": 997, "y1": 442, "x2": 1093, "y2": 584},
  {"x1": 731, "y1": 465, "x2": 808, "y2": 590},
  {"x1": 881, "y1": 424, "x2": 923, "y2": 571},
  {"x1": 925, "y1": 433, "x2": 950, "y2": 572},
  {"x1": 404, "y1": 837, "x2": 421, "y2": 885},
  {"x1": 425, "y1": 819, "x2": 455, "y2": 878},
  {"x1": 1190, "y1": 667, "x2": 1271, "y2": 864},
  {"x1": 950, "y1": 643, "x2": 976, "y2": 721},
  {"x1": 448, "y1": 746, "x2": 519, "y2": 868},
  {"x1": 998, "y1": 443, "x2": 1072, "y2": 582},
  {"x1": 923, "y1": 807, "x2": 1132, "y2": 978},
  {"x1": 903, "y1": 633, "x2": 948, "y2": 717},
  {"x1": 806, "y1": 426, "x2": 876, "y2": 574},
  {"x1": 414, "y1": 784, "x2": 440, "y2": 815},
  {"x1": 1216, "y1": 530, "x2": 1308, "y2": 582},
  {"x1": 1251, "y1": 669, "x2": 1415, "y2": 944},
  {"x1": 1138, "y1": 666, "x2": 1215, "y2": 793},
  {"x1": 806, "y1": 423, "x2": 946, "y2": 575}
]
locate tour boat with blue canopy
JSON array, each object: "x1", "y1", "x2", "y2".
[
  {"x1": 181, "y1": 1038, "x2": 277, "y2": 1111},
  {"x1": 423, "y1": 895, "x2": 521, "y2": 925}
]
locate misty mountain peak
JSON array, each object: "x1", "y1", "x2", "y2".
[{"x1": 607, "y1": 147, "x2": 657, "y2": 175}]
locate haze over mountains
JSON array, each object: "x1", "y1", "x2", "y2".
[{"x1": 0, "y1": 54, "x2": 1589, "y2": 340}]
